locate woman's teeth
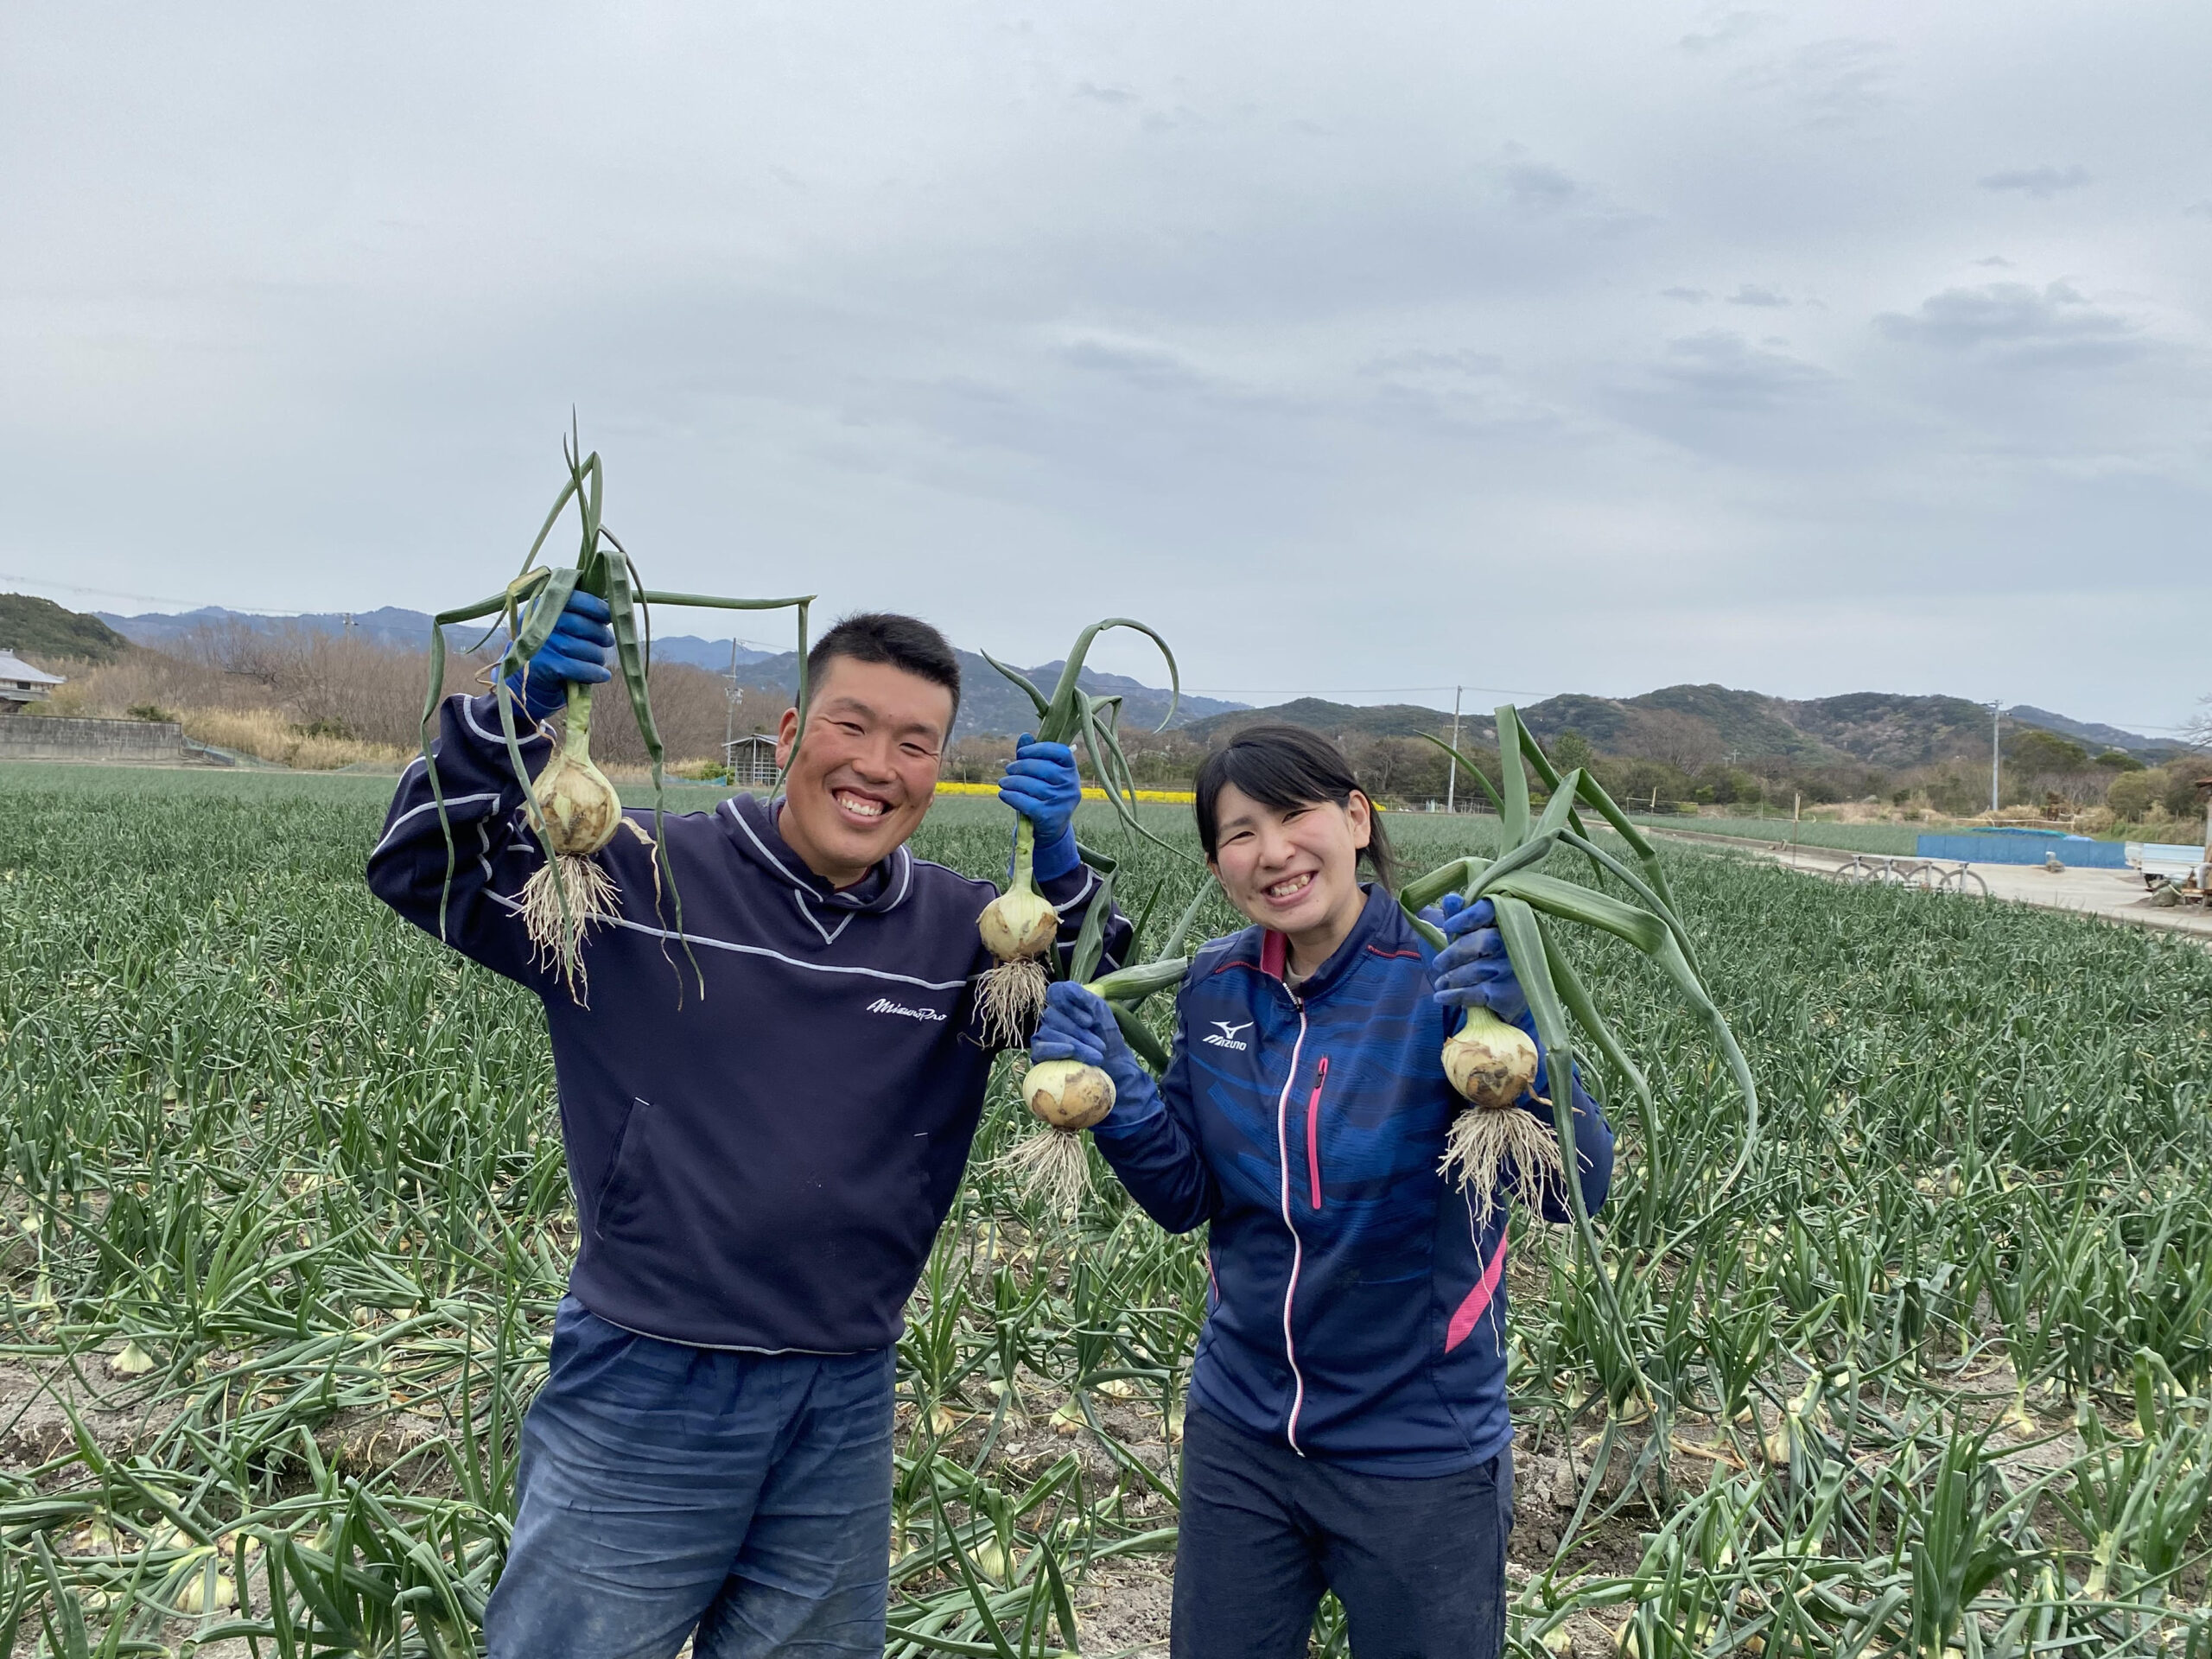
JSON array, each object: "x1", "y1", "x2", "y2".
[
  {"x1": 1266, "y1": 874, "x2": 1313, "y2": 899},
  {"x1": 836, "y1": 791, "x2": 887, "y2": 819}
]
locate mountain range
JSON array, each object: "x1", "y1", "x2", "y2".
[
  {"x1": 713, "y1": 650, "x2": 1245, "y2": 741},
  {"x1": 1198, "y1": 686, "x2": 2177, "y2": 768},
  {"x1": 89, "y1": 603, "x2": 783, "y2": 672},
  {"x1": 79, "y1": 601, "x2": 1243, "y2": 742},
  {"x1": 24, "y1": 596, "x2": 2184, "y2": 766}
]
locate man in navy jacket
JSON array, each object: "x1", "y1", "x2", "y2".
[{"x1": 368, "y1": 601, "x2": 1123, "y2": 1659}]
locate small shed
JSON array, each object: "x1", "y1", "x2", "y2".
[
  {"x1": 722, "y1": 733, "x2": 781, "y2": 788},
  {"x1": 0, "y1": 649, "x2": 64, "y2": 709}
]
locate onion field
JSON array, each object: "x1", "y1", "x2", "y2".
[{"x1": 3, "y1": 766, "x2": 2211, "y2": 1656}]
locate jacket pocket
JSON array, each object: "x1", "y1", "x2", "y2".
[
  {"x1": 1305, "y1": 1057, "x2": 1329, "y2": 1211},
  {"x1": 593, "y1": 1097, "x2": 654, "y2": 1240}
]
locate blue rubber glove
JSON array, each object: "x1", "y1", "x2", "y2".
[
  {"x1": 1030, "y1": 980, "x2": 1153, "y2": 1104},
  {"x1": 999, "y1": 734, "x2": 1083, "y2": 881},
  {"x1": 502, "y1": 591, "x2": 614, "y2": 723},
  {"x1": 1430, "y1": 894, "x2": 1530, "y2": 1027}
]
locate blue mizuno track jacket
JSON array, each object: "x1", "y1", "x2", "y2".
[
  {"x1": 1090, "y1": 884, "x2": 1613, "y2": 1475},
  {"x1": 367, "y1": 690, "x2": 1126, "y2": 1355}
]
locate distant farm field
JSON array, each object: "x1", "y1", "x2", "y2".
[
  {"x1": 3, "y1": 763, "x2": 2210, "y2": 1654},
  {"x1": 1630, "y1": 814, "x2": 1928, "y2": 856}
]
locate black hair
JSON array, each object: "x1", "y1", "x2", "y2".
[
  {"x1": 804, "y1": 613, "x2": 962, "y2": 731},
  {"x1": 1193, "y1": 724, "x2": 1396, "y2": 891}
]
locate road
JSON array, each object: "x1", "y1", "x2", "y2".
[{"x1": 1653, "y1": 830, "x2": 2212, "y2": 944}]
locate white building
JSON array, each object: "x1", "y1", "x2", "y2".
[{"x1": 0, "y1": 649, "x2": 64, "y2": 710}]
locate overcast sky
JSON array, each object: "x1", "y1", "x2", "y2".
[{"x1": 3, "y1": 3, "x2": 2207, "y2": 731}]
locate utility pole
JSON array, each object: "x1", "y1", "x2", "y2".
[
  {"x1": 1445, "y1": 685, "x2": 1463, "y2": 812},
  {"x1": 1988, "y1": 700, "x2": 2003, "y2": 817},
  {"x1": 725, "y1": 638, "x2": 742, "y2": 786}
]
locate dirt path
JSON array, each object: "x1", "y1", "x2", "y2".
[{"x1": 1654, "y1": 830, "x2": 2212, "y2": 944}]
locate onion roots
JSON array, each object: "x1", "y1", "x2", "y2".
[
  {"x1": 1439, "y1": 1007, "x2": 1559, "y2": 1225},
  {"x1": 520, "y1": 683, "x2": 626, "y2": 995},
  {"x1": 1441, "y1": 1099, "x2": 1563, "y2": 1230},
  {"x1": 976, "y1": 821, "x2": 1059, "y2": 1046},
  {"x1": 1002, "y1": 1059, "x2": 1116, "y2": 1212}
]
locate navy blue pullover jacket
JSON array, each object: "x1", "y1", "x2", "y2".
[
  {"x1": 1090, "y1": 886, "x2": 1613, "y2": 1475},
  {"x1": 367, "y1": 691, "x2": 1127, "y2": 1354}
]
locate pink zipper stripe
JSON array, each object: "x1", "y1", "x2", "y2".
[
  {"x1": 1274, "y1": 1008, "x2": 1310, "y2": 1454},
  {"x1": 1305, "y1": 1058, "x2": 1329, "y2": 1211},
  {"x1": 1445, "y1": 1237, "x2": 1510, "y2": 1353}
]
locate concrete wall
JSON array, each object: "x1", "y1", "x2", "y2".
[{"x1": 0, "y1": 715, "x2": 187, "y2": 763}]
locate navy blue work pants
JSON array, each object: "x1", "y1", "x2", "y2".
[
  {"x1": 483, "y1": 1297, "x2": 894, "y2": 1659},
  {"x1": 1172, "y1": 1408, "x2": 1513, "y2": 1659}
]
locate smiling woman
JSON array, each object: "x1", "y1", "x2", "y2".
[{"x1": 1195, "y1": 723, "x2": 1396, "y2": 978}]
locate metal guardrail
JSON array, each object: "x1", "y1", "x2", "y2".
[{"x1": 1827, "y1": 855, "x2": 1989, "y2": 897}]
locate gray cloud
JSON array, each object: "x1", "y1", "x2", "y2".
[
  {"x1": 1873, "y1": 282, "x2": 2141, "y2": 365},
  {"x1": 1661, "y1": 287, "x2": 1709, "y2": 303},
  {"x1": 1645, "y1": 331, "x2": 1832, "y2": 409},
  {"x1": 1978, "y1": 165, "x2": 2091, "y2": 199},
  {"x1": 1735, "y1": 37, "x2": 1896, "y2": 125},
  {"x1": 1357, "y1": 349, "x2": 1504, "y2": 378},
  {"x1": 1726, "y1": 284, "x2": 1789, "y2": 307},
  {"x1": 1499, "y1": 159, "x2": 1583, "y2": 213},
  {"x1": 1679, "y1": 11, "x2": 1774, "y2": 54}
]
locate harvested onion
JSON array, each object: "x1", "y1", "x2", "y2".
[
  {"x1": 975, "y1": 824, "x2": 1059, "y2": 1046},
  {"x1": 1002, "y1": 1059, "x2": 1115, "y2": 1215},
  {"x1": 1438, "y1": 1006, "x2": 1560, "y2": 1227},
  {"x1": 518, "y1": 681, "x2": 625, "y2": 993}
]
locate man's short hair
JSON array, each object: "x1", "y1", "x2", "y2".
[{"x1": 805, "y1": 613, "x2": 962, "y2": 732}]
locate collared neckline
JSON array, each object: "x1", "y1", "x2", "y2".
[
  {"x1": 718, "y1": 793, "x2": 914, "y2": 916},
  {"x1": 1259, "y1": 884, "x2": 1407, "y2": 1001}
]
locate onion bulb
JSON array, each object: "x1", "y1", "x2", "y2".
[
  {"x1": 1022, "y1": 1058, "x2": 1116, "y2": 1130},
  {"x1": 1002, "y1": 1059, "x2": 1114, "y2": 1213},
  {"x1": 520, "y1": 682, "x2": 625, "y2": 995},
  {"x1": 978, "y1": 881, "x2": 1058, "y2": 963},
  {"x1": 975, "y1": 820, "x2": 1059, "y2": 1046},
  {"x1": 1437, "y1": 1005, "x2": 1562, "y2": 1226},
  {"x1": 1442, "y1": 1006, "x2": 1538, "y2": 1109}
]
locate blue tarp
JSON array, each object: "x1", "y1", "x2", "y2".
[{"x1": 1916, "y1": 832, "x2": 2130, "y2": 868}]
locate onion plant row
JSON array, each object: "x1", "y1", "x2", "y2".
[{"x1": 1, "y1": 771, "x2": 2209, "y2": 1655}]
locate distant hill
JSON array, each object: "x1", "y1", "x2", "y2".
[
  {"x1": 85, "y1": 600, "x2": 1233, "y2": 738},
  {"x1": 1186, "y1": 683, "x2": 2180, "y2": 776},
  {"x1": 2008, "y1": 704, "x2": 2171, "y2": 756},
  {"x1": 1185, "y1": 699, "x2": 1473, "y2": 742},
  {"x1": 51, "y1": 597, "x2": 2183, "y2": 770},
  {"x1": 722, "y1": 650, "x2": 1243, "y2": 741},
  {"x1": 94, "y1": 603, "x2": 780, "y2": 670},
  {"x1": 1, "y1": 594, "x2": 132, "y2": 664}
]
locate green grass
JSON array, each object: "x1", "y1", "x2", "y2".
[{"x1": 3, "y1": 766, "x2": 2210, "y2": 1652}]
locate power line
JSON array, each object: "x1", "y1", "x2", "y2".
[
  {"x1": 1185, "y1": 683, "x2": 1546, "y2": 698},
  {"x1": 0, "y1": 571, "x2": 791, "y2": 653},
  {"x1": 0, "y1": 570, "x2": 305, "y2": 616}
]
